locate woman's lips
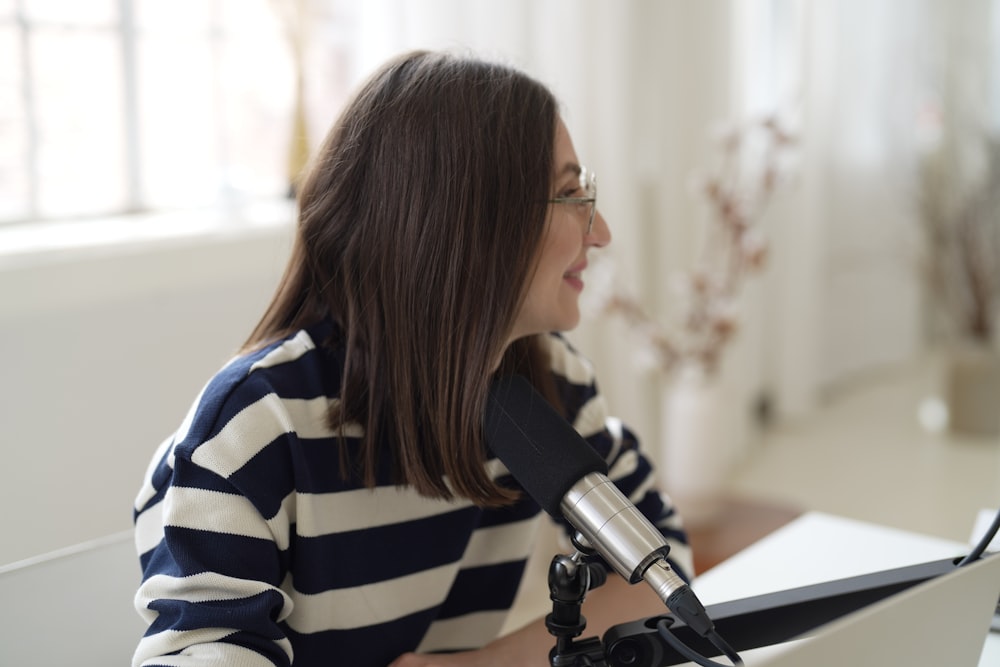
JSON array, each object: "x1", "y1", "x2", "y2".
[{"x1": 564, "y1": 262, "x2": 587, "y2": 291}]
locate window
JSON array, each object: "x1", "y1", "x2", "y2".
[{"x1": 0, "y1": 0, "x2": 356, "y2": 226}]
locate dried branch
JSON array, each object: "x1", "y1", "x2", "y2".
[
  {"x1": 592, "y1": 114, "x2": 796, "y2": 377},
  {"x1": 919, "y1": 133, "x2": 1000, "y2": 344}
]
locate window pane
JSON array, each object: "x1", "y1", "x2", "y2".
[
  {"x1": 0, "y1": 0, "x2": 16, "y2": 20},
  {"x1": 23, "y1": 0, "x2": 116, "y2": 26},
  {"x1": 32, "y1": 26, "x2": 127, "y2": 218},
  {"x1": 137, "y1": 33, "x2": 219, "y2": 208},
  {"x1": 136, "y1": 0, "x2": 223, "y2": 208},
  {"x1": 212, "y1": 0, "x2": 358, "y2": 199},
  {"x1": 135, "y1": 0, "x2": 214, "y2": 35},
  {"x1": 6, "y1": 0, "x2": 358, "y2": 224},
  {"x1": 216, "y1": 0, "x2": 293, "y2": 197},
  {"x1": 0, "y1": 25, "x2": 28, "y2": 221}
]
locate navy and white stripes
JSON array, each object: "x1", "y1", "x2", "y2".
[{"x1": 132, "y1": 321, "x2": 691, "y2": 666}]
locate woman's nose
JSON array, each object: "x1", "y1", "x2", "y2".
[{"x1": 587, "y1": 209, "x2": 611, "y2": 247}]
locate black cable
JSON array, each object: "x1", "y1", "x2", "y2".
[
  {"x1": 656, "y1": 619, "x2": 744, "y2": 667},
  {"x1": 707, "y1": 629, "x2": 744, "y2": 666},
  {"x1": 957, "y1": 505, "x2": 1000, "y2": 567}
]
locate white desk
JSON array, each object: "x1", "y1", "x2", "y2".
[{"x1": 691, "y1": 512, "x2": 999, "y2": 666}]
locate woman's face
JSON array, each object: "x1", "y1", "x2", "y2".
[{"x1": 509, "y1": 119, "x2": 611, "y2": 343}]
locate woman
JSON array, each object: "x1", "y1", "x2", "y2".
[{"x1": 132, "y1": 50, "x2": 692, "y2": 667}]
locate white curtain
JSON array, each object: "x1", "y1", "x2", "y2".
[{"x1": 760, "y1": 0, "x2": 997, "y2": 417}]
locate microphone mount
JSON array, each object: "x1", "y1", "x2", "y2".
[
  {"x1": 545, "y1": 542, "x2": 610, "y2": 667},
  {"x1": 544, "y1": 543, "x2": 741, "y2": 667}
]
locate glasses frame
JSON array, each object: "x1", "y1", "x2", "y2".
[{"x1": 548, "y1": 165, "x2": 597, "y2": 234}]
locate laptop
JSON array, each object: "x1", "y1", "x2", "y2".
[
  {"x1": 742, "y1": 552, "x2": 1000, "y2": 667},
  {"x1": 602, "y1": 550, "x2": 1000, "y2": 667}
]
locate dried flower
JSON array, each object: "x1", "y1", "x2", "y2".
[
  {"x1": 741, "y1": 229, "x2": 769, "y2": 269},
  {"x1": 589, "y1": 114, "x2": 797, "y2": 377}
]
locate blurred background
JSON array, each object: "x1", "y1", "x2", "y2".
[{"x1": 1, "y1": 0, "x2": 999, "y2": 575}]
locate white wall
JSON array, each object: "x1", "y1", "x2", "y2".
[{"x1": 0, "y1": 211, "x2": 294, "y2": 565}]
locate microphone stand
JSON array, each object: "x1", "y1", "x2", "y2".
[{"x1": 545, "y1": 538, "x2": 610, "y2": 667}]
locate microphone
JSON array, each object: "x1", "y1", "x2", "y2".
[{"x1": 485, "y1": 374, "x2": 715, "y2": 636}]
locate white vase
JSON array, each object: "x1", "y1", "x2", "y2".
[
  {"x1": 660, "y1": 364, "x2": 744, "y2": 527},
  {"x1": 944, "y1": 342, "x2": 1000, "y2": 437}
]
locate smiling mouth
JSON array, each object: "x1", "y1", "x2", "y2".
[{"x1": 563, "y1": 271, "x2": 585, "y2": 291}]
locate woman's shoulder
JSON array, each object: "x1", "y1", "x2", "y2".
[
  {"x1": 134, "y1": 322, "x2": 348, "y2": 518},
  {"x1": 172, "y1": 323, "x2": 342, "y2": 458}
]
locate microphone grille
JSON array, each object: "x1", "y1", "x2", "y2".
[{"x1": 485, "y1": 375, "x2": 608, "y2": 516}]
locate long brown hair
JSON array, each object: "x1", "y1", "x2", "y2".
[{"x1": 244, "y1": 51, "x2": 559, "y2": 506}]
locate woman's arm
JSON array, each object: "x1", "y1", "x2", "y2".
[{"x1": 133, "y1": 451, "x2": 294, "y2": 666}]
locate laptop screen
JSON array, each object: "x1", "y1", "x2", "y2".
[{"x1": 712, "y1": 553, "x2": 1000, "y2": 667}]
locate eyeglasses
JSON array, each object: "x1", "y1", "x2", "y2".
[{"x1": 548, "y1": 165, "x2": 597, "y2": 234}]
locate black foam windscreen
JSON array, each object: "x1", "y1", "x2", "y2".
[{"x1": 485, "y1": 374, "x2": 608, "y2": 516}]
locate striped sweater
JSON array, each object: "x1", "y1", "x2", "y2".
[{"x1": 132, "y1": 320, "x2": 692, "y2": 666}]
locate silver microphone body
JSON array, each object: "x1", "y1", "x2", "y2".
[{"x1": 561, "y1": 471, "x2": 688, "y2": 605}]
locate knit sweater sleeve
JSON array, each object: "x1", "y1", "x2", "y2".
[
  {"x1": 132, "y1": 355, "x2": 302, "y2": 667},
  {"x1": 544, "y1": 333, "x2": 694, "y2": 582}
]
